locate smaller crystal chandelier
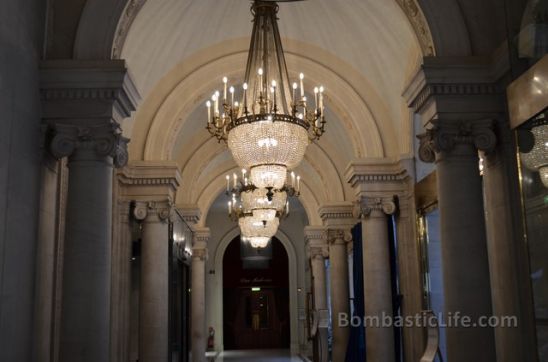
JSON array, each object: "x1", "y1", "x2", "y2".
[
  {"x1": 226, "y1": 168, "x2": 301, "y2": 248},
  {"x1": 520, "y1": 117, "x2": 548, "y2": 188}
]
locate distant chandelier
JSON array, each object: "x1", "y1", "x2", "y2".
[
  {"x1": 206, "y1": 0, "x2": 326, "y2": 191},
  {"x1": 520, "y1": 117, "x2": 548, "y2": 188},
  {"x1": 226, "y1": 169, "x2": 300, "y2": 248}
]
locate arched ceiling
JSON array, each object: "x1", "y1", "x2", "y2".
[{"x1": 119, "y1": 0, "x2": 424, "y2": 222}]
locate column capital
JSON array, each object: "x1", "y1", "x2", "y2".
[
  {"x1": 418, "y1": 119, "x2": 497, "y2": 163},
  {"x1": 326, "y1": 228, "x2": 353, "y2": 245},
  {"x1": 308, "y1": 246, "x2": 329, "y2": 260},
  {"x1": 49, "y1": 121, "x2": 129, "y2": 167},
  {"x1": 357, "y1": 196, "x2": 397, "y2": 218},
  {"x1": 132, "y1": 200, "x2": 173, "y2": 222}
]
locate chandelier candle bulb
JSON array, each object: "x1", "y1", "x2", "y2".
[
  {"x1": 226, "y1": 175, "x2": 230, "y2": 192},
  {"x1": 230, "y1": 86, "x2": 235, "y2": 107},
  {"x1": 223, "y1": 77, "x2": 228, "y2": 101},
  {"x1": 233, "y1": 173, "x2": 237, "y2": 189},
  {"x1": 299, "y1": 73, "x2": 304, "y2": 98},
  {"x1": 258, "y1": 68, "x2": 264, "y2": 96},
  {"x1": 228, "y1": 201, "x2": 232, "y2": 215},
  {"x1": 314, "y1": 87, "x2": 319, "y2": 110},
  {"x1": 297, "y1": 175, "x2": 301, "y2": 192},
  {"x1": 243, "y1": 83, "x2": 248, "y2": 111},
  {"x1": 319, "y1": 86, "x2": 324, "y2": 111},
  {"x1": 206, "y1": 101, "x2": 211, "y2": 123},
  {"x1": 291, "y1": 171, "x2": 295, "y2": 187}
]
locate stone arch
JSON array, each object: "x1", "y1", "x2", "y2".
[{"x1": 211, "y1": 226, "x2": 300, "y2": 353}]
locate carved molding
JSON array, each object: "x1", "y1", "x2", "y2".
[
  {"x1": 304, "y1": 226, "x2": 327, "y2": 244},
  {"x1": 49, "y1": 122, "x2": 129, "y2": 167},
  {"x1": 411, "y1": 83, "x2": 501, "y2": 114},
  {"x1": 309, "y1": 246, "x2": 329, "y2": 260},
  {"x1": 357, "y1": 196, "x2": 397, "y2": 218},
  {"x1": 132, "y1": 200, "x2": 173, "y2": 222},
  {"x1": 112, "y1": 0, "x2": 148, "y2": 59},
  {"x1": 395, "y1": 0, "x2": 435, "y2": 56},
  {"x1": 418, "y1": 119, "x2": 497, "y2": 163}
]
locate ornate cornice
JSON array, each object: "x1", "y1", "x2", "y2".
[
  {"x1": 410, "y1": 83, "x2": 500, "y2": 114},
  {"x1": 304, "y1": 226, "x2": 327, "y2": 244},
  {"x1": 318, "y1": 203, "x2": 356, "y2": 230},
  {"x1": 357, "y1": 196, "x2": 397, "y2": 218},
  {"x1": 176, "y1": 205, "x2": 202, "y2": 225},
  {"x1": 49, "y1": 122, "x2": 129, "y2": 167},
  {"x1": 40, "y1": 60, "x2": 140, "y2": 123},
  {"x1": 395, "y1": 0, "x2": 435, "y2": 56},
  {"x1": 193, "y1": 227, "x2": 211, "y2": 244},
  {"x1": 418, "y1": 119, "x2": 497, "y2": 163},
  {"x1": 132, "y1": 200, "x2": 173, "y2": 222}
]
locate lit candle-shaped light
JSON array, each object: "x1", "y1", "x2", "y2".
[
  {"x1": 297, "y1": 175, "x2": 301, "y2": 192},
  {"x1": 243, "y1": 83, "x2": 248, "y2": 110},
  {"x1": 244, "y1": 177, "x2": 248, "y2": 186},
  {"x1": 258, "y1": 68, "x2": 264, "y2": 94},
  {"x1": 271, "y1": 80, "x2": 277, "y2": 111},
  {"x1": 226, "y1": 175, "x2": 230, "y2": 192},
  {"x1": 228, "y1": 201, "x2": 232, "y2": 215},
  {"x1": 319, "y1": 86, "x2": 324, "y2": 112},
  {"x1": 314, "y1": 87, "x2": 319, "y2": 110},
  {"x1": 291, "y1": 171, "x2": 295, "y2": 187},
  {"x1": 233, "y1": 173, "x2": 238, "y2": 188},
  {"x1": 223, "y1": 77, "x2": 228, "y2": 102},
  {"x1": 229, "y1": 86, "x2": 235, "y2": 107},
  {"x1": 303, "y1": 96, "x2": 307, "y2": 118},
  {"x1": 206, "y1": 101, "x2": 211, "y2": 123},
  {"x1": 292, "y1": 82, "x2": 298, "y2": 108},
  {"x1": 242, "y1": 168, "x2": 247, "y2": 179},
  {"x1": 299, "y1": 73, "x2": 304, "y2": 98},
  {"x1": 286, "y1": 200, "x2": 289, "y2": 214}
]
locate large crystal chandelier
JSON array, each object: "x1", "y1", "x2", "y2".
[
  {"x1": 206, "y1": 0, "x2": 325, "y2": 189},
  {"x1": 207, "y1": 0, "x2": 324, "y2": 247}
]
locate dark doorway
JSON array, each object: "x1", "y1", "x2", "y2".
[{"x1": 223, "y1": 236, "x2": 290, "y2": 350}]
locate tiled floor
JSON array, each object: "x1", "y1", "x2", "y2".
[{"x1": 213, "y1": 349, "x2": 303, "y2": 361}]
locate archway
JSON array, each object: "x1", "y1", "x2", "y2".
[{"x1": 222, "y1": 236, "x2": 290, "y2": 350}]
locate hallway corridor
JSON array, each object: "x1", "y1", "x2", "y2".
[{"x1": 214, "y1": 350, "x2": 303, "y2": 361}]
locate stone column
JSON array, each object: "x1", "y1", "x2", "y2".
[
  {"x1": 49, "y1": 123, "x2": 129, "y2": 362},
  {"x1": 119, "y1": 162, "x2": 181, "y2": 362},
  {"x1": 358, "y1": 197, "x2": 397, "y2": 362},
  {"x1": 40, "y1": 61, "x2": 139, "y2": 362},
  {"x1": 133, "y1": 201, "x2": 173, "y2": 362},
  {"x1": 418, "y1": 120, "x2": 496, "y2": 361},
  {"x1": 319, "y1": 202, "x2": 355, "y2": 361},
  {"x1": 346, "y1": 161, "x2": 423, "y2": 361},
  {"x1": 326, "y1": 229, "x2": 352, "y2": 361},
  {"x1": 305, "y1": 227, "x2": 329, "y2": 362},
  {"x1": 191, "y1": 228, "x2": 209, "y2": 362}
]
